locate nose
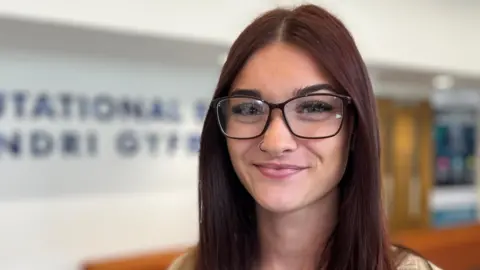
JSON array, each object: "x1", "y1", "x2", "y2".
[{"x1": 260, "y1": 112, "x2": 297, "y2": 156}]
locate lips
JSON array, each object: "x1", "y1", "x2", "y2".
[{"x1": 254, "y1": 162, "x2": 307, "y2": 180}]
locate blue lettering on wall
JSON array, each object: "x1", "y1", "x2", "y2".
[
  {"x1": 0, "y1": 131, "x2": 21, "y2": 157},
  {"x1": 116, "y1": 130, "x2": 139, "y2": 157},
  {"x1": 0, "y1": 130, "x2": 100, "y2": 158},
  {"x1": 60, "y1": 131, "x2": 98, "y2": 157},
  {"x1": 188, "y1": 133, "x2": 201, "y2": 153},
  {"x1": 119, "y1": 99, "x2": 144, "y2": 120},
  {"x1": 13, "y1": 91, "x2": 27, "y2": 118},
  {"x1": 93, "y1": 95, "x2": 115, "y2": 122},
  {"x1": 166, "y1": 133, "x2": 178, "y2": 154},
  {"x1": 31, "y1": 130, "x2": 54, "y2": 158},
  {"x1": 62, "y1": 132, "x2": 81, "y2": 156},
  {"x1": 59, "y1": 93, "x2": 73, "y2": 118},
  {"x1": 33, "y1": 93, "x2": 55, "y2": 119},
  {"x1": 0, "y1": 90, "x2": 191, "y2": 122},
  {"x1": 151, "y1": 99, "x2": 181, "y2": 122},
  {"x1": 0, "y1": 88, "x2": 208, "y2": 159}
]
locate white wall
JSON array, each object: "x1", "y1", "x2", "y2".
[
  {"x1": 0, "y1": 191, "x2": 198, "y2": 270},
  {"x1": 0, "y1": 24, "x2": 220, "y2": 270},
  {"x1": 0, "y1": 0, "x2": 479, "y2": 75}
]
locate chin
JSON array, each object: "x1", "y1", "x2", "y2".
[{"x1": 255, "y1": 195, "x2": 305, "y2": 214}]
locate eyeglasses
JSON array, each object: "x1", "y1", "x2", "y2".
[{"x1": 211, "y1": 93, "x2": 351, "y2": 139}]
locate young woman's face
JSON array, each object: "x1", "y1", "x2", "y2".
[{"x1": 226, "y1": 42, "x2": 352, "y2": 213}]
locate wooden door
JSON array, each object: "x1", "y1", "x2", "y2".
[{"x1": 377, "y1": 98, "x2": 433, "y2": 233}]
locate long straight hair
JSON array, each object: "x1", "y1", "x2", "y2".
[{"x1": 197, "y1": 4, "x2": 395, "y2": 270}]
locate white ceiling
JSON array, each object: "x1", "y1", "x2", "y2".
[
  {"x1": 1, "y1": 0, "x2": 479, "y2": 75},
  {"x1": 0, "y1": 16, "x2": 226, "y2": 68},
  {"x1": 1, "y1": 15, "x2": 479, "y2": 100},
  {"x1": 370, "y1": 64, "x2": 480, "y2": 100}
]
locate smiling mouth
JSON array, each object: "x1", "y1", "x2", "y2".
[{"x1": 254, "y1": 163, "x2": 307, "y2": 180}]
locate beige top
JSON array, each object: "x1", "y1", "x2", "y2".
[{"x1": 166, "y1": 249, "x2": 443, "y2": 270}]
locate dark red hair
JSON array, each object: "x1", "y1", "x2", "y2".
[{"x1": 197, "y1": 4, "x2": 396, "y2": 270}]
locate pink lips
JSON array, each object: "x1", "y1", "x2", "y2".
[{"x1": 254, "y1": 162, "x2": 306, "y2": 180}]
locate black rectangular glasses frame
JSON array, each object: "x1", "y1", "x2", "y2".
[{"x1": 211, "y1": 92, "x2": 352, "y2": 140}]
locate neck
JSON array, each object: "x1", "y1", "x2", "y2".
[{"x1": 256, "y1": 188, "x2": 338, "y2": 270}]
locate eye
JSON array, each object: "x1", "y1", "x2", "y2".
[
  {"x1": 231, "y1": 102, "x2": 265, "y2": 115},
  {"x1": 296, "y1": 100, "x2": 333, "y2": 113}
]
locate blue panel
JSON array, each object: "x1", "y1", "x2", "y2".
[{"x1": 431, "y1": 206, "x2": 478, "y2": 228}]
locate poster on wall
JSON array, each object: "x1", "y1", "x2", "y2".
[
  {"x1": 431, "y1": 100, "x2": 479, "y2": 228},
  {"x1": 434, "y1": 109, "x2": 476, "y2": 187}
]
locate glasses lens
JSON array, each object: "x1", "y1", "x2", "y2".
[
  {"x1": 284, "y1": 94, "x2": 344, "y2": 138},
  {"x1": 216, "y1": 97, "x2": 269, "y2": 138}
]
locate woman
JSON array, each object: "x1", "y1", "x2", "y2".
[{"x1": 169, "y1": 4, "x2": 441, "y2": 270}]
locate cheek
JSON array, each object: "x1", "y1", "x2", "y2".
[
  {"x1": 227, "y1": 139, "x2": 260, "y2": 188},
  {"x1": 306, "y1": 130, "x2": 350, "y2": 166},
  {"x1": 304, "y1": 134, "x2": 350, "y2": 192},
  {"x1": 226, "y1": 139, "x2": 255, "y2": 167}
]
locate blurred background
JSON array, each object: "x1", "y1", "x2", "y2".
[{"x1": 0, "y1": 0, "x2": 479, "y2": 269}]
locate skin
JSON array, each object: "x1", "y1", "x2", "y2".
[{"x1": 226, "y1": 42, "x2": 353, "y2": 270}]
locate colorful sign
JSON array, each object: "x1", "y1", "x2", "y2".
[
  {"x1": 434, "y1": 110, "x2": 476, "y2": 187},
  {"x1": 432, "y1": 107, "x2": 478, "y2": 228}
]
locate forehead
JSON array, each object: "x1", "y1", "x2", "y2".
[{"x1": 231, "y1": 42, "x2": 331, "y2": 99}]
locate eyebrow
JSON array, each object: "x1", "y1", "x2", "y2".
[
  {"x1": 230, "y1": 89, "x2": 261, "y2": 98},
  {"x1": 294, "y1": 84, "x2": 335, "y2": 96},
  {"x1": 230, "y1": 83, "x2": 334, "y2": 99}
]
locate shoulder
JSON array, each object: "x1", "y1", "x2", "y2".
[
  {"x1": 397, "y1": 253, "x2": 442, "y2": 270},
  {"x1": 166, "y1": 248, "x2": 197, "y2": 270}
]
